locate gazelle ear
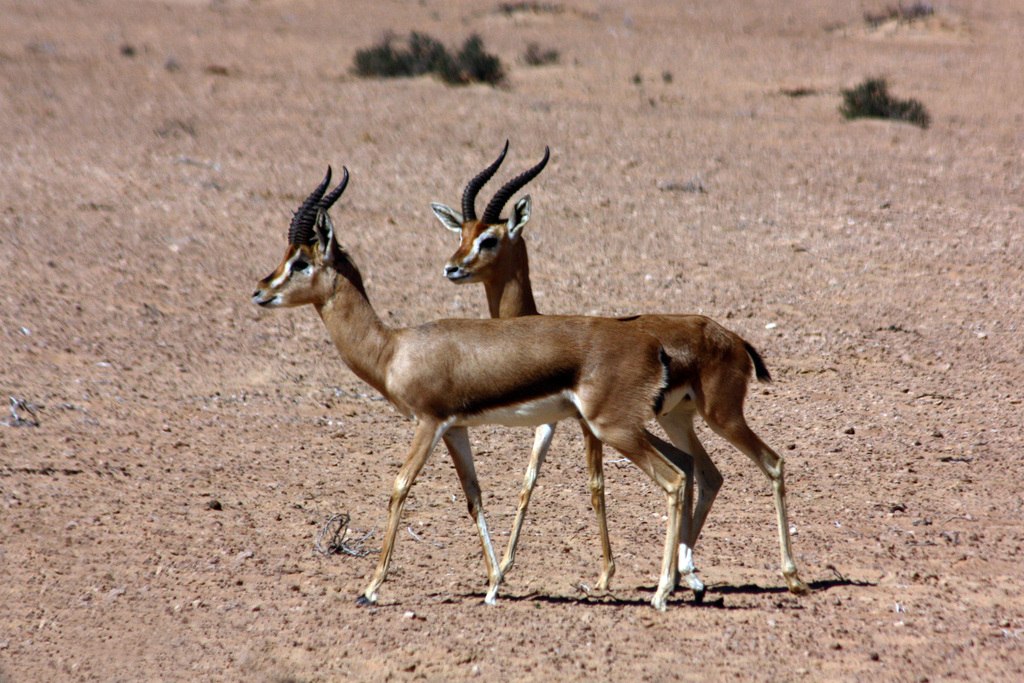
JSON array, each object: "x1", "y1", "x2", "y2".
[
  {"x1": 507, "y1": 195, "x2": 532, "y2": 242},
  {"x1": 431, "y1": 203, "x2": 465, "y2": 233},
  {"x1": 315, "y1": 210, "x2": 340, "y2": 267}
]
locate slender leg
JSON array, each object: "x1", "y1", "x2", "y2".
[
  {"x1": 580, "y1": 421, "x2": 615, "y2": 590},
  {"x1": 359, "y1": 419, "x2": 445, "y2": 605},
  {"x1": 590, "y1": 423, "x2": 692, "y2": 611},
  {"x1": 643, "y1": 430, "x2": 694, "y2": 608},
  {"x1": 500, "y1": 422, "x2": 556, "y2": 577},
  {"x1": 442, "y1": 426, "x2": 504, "y2": 605},
  {"x1": 710, "y1": 420, "x2": 809, "y2": 594},
  {"x1": 658, "y1": 407, "x2": 720, "y2": 598}
]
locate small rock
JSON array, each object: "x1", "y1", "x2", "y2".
[
  {"x1": 207, "y1": 499, "x2": 223, "y2": 511},
  {"x1": 658, "y1": 179, "x2": 706, "y2": 193},
  {"x1": 842, "y1": 426, "x2": 856, "y2": 435}
]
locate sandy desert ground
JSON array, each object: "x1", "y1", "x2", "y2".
[{"x1": 2, "y1": 0, "x2": 1023, "y2": 680}]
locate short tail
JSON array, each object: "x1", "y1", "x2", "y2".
[{"x1": 744, "y1": 342, "x2": 772, "y2": 383}]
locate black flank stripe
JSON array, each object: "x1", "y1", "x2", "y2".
[
  {"x1": 653, "y1": 348, "x2": 671, "y2": 415},
  {"x1": 459, "y1": 367, "x2": 577, "y2": 417}
]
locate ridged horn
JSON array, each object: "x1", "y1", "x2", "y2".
[
  {"x1": 318, "y1": 166, "x2": 349, "y2": 213},
  {"x1": 462, "y1": 140, "x2": 509, "y2": 222},
  {"x1": 288, "y1": 167, "x2": 332, "y2": 245},
  {"x1": 480, "y1": 146, "x2": 549, "y2": 225}
]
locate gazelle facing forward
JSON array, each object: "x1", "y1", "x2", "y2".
[
  {"x1": 432, "y1": 143, "x2": 808, "y2": 596},
  {"x1": 253, "y1": 166, "x2": 698, "y2": 610}
]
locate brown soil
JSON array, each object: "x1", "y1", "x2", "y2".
[{"x1": 2, "y1": 1, "x2": 1023, "y2": 680}]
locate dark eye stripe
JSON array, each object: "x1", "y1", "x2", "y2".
[
  {"x1": 479, "y1": 236, "x2": 499, "y2": 250},
  {"x1": 292, "y1": 259, "x2": 309, "y2": 271}
]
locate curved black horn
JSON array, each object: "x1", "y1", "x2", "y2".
[
  {"x1": 318, "y1": 166, "x2": 349, "y2": 213},
  {"x1": 288, "y1": 166, "x2": 332, "y2": 245},
  {"x1": 480, "y1": 146, "x2": 549, "y2": 225},
  {"x1": 462, "y1": 140, "x2": 509, "y2": 222}
]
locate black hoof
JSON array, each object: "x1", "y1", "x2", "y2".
[
  {"x1": 355, "y1": 595, "x2": 373, "y2": 606},
  {"x1": 692, "y1": 587, "x2": 706, "y2": 604}
]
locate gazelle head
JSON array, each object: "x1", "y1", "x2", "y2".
[
  {"x1": 253, "y1": 166, "x2": 355, "y2": 308},
  {"x1": 432, "y1": 141, "x2": 549, "y2": 284}
]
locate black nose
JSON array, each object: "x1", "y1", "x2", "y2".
[{"x1": 444, "y1": 265, "x2": 459, "y2": 276}]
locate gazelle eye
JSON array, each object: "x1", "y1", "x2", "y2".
[
  {"x1": 292, "y1": 258, "x2": 310, "y2": 272},
  {"x1": 479, "y1": 236, "x2": 499, "y2": 250}
]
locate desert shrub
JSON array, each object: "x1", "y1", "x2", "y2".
[
  {"x1": 780, "y1": 86, "x2": 817, "y2": 98},
  {"x1": 497, "y1": 2, "x2": 563, "y2": 16},
  {"x1": 864, "y1": 2, "x2": 934, "y2": 27},
  {"x1": 352, "y1": 32, "x2": 451, "y2": 78},
  {"x1": 839, "y1": 78, "x2": 930, "y2": 128},
  {"x1": 451, "y1": 35, "x2": 506, "y2": 85},
  {"x1": 353, "y1": 32, "x2": 505, "y2": 86},
  {"x1": 522, "y1": 42, "x2": 559, "y2": 66}
]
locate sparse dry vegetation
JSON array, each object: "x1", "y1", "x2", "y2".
[
  {"x1": 864, "y1": 2, "x2": 934, "y2": 28},
  {"x1": 497, "y1": 2, "x2": 563, "y2": 16},
  {"x1": 840, "y1": 78, "x2": 930, "y2": 128},
  {"x1": 353, "y1": 32, "x2": 506, "y2": 86},
  {"x1": 522, "y1": 42, "x2": 559, "y2": 66}
]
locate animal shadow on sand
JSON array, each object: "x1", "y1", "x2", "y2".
[{"x1": 420, "y1": 577, "x2": 873, "y2": 610}]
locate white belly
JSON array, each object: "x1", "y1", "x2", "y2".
[{"x1": 456, "y1": 390, "x2": 579, "y2": 428}]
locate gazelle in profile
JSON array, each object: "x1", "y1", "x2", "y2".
[
  {"x1": 252, "y1": 166, "x2": 699, "y2": 610},
  {"x1": 431, "y1": 142, "x2": 808, "y2": 596}
]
